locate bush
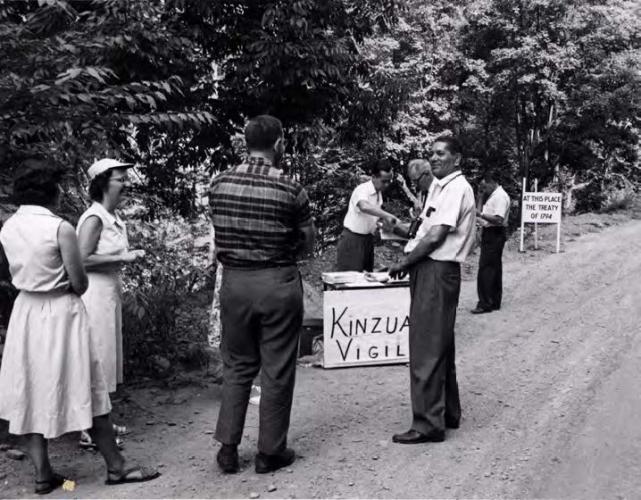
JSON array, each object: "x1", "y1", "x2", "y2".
[
  {"x1": 120, "y1": 207, "x2": 213, "y2": 379},
  {"x1": 298, "y1": 157, "x2": 364, "y2": 247},
  {"x1": 574, "y1": 172, "x2": 639, "y2": 214},
  {"x1": 600, "y1": 183, "x2": 637, "y2": 213}
]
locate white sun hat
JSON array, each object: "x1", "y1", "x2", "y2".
[{"x1": 87, "y1": 158, "x2": 134, "y2": 181}]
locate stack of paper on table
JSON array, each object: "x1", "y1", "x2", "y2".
[
  {"x1": 322, "y1": 271, "x2": 408, "y2": 287},
  {"x1": 380, "y1": 228, "x2": 408, "y2": 241},
  {"x1": 321, "y1": 271, "x2": 363, "y2": 285}
]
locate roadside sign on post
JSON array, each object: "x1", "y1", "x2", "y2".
[
  {"x1": 519, "y1": 179, "x2": 562, "y2": 253},
  {"x1": 522, "y1": 192, "x2": 562, "y2": 223}
]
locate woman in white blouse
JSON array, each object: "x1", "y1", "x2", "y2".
[{"x1": 76, "y1": 158, "x2": 145, "y2": 448}]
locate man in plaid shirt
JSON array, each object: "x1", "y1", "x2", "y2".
[{"x1": 209, "y1": 115, "x2": 315, "y2": 475}]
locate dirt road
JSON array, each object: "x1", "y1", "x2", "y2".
[{"x1": 2, "y1": 218, "x2": 641, "y2": 498}]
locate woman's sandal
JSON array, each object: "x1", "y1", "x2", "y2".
[
  {"x1": 113, "y1": 423, "x2": 129, "y2": 436},
  {"x1": 105, "y1": 466, "x2": 160, "y2": 485},
  {"x1": 35, "y1": 473, "x2": 66, "y2": 495},
  {"x1": 79, "y1": 430, "x2": 97, "y2": 450}
]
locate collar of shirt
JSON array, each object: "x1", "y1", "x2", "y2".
[
  {"x1": 91, "y1": 201, "x2": 124, "y2": 229},
  {"x1": 17, "y1": 205, "x2": 57, "y2": 217},
  {"x1": 247, "y1": 155, "x2": 273, "y2": 167},
  {"x1": 486, "y1": 185, "x2": 498, "y2": 198},
  {"x1": 433, "y1": 170, "x2": 463, "y2": 189},
  {"x1": 422, "y1": 170, "x2": 463, "y2": 214},
  {"x1": 365, "y1": 180, "x2": 381, "y2": 203}
]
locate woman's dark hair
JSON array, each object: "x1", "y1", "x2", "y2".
[
  {"x1": 12, "y1": 158, "x2": 63, "y2": 206},
  {"x1": 88, "y1": 169, "x2": 113, "y2": 202}
]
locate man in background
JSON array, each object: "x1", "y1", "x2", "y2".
[
  {"x1": 389, "y1": 136, "x2": 476, "y2": 444},
  {"x1": 397, "y1": 159, "x2": 434, "y2": 216},
  {"x1": 209, "y1": 115, "x2": 315, "y2": 474},
  {"x1": 335, "y1": 159, "x2": 398, "y2": 271},
  {"x1": 471, "y1": 173, "x2": 510, "y2": 314},
  {"x1": 387, "y1": 159, "x2": 434, "y2": 240}
]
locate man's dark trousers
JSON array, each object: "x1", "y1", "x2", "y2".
[
  {"x1": 335, "y1": 228, "x2": 374, "y2": 272},
  {"x1": 408, "y1": 258, "x2": 461, "y2": 434},
  {"x1": 476, "y1": 226, "x2": 507, "y2": 310},
  {"x1": 215, "y1": 265, "x2": 303, "y2": 455}
]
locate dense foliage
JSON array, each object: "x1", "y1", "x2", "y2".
[
  {"x1": 2, "y1": 0, "x2": 639, "y2": 219},
  {"x1": 119, "y1": 206, "x2": 213, "y2": 378},
  {"x1": 454, "y1": 0, "x2": 641, "y2": 210}
]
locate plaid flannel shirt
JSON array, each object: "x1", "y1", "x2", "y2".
[{"x1": 209, "y1": 156, "x2": 313, "y2": 268}]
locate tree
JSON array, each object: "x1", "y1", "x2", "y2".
[
  {"x1": 1, "y1": 0, "x2": 400, "y2": 221},
  {"x1": 454, "y1": 0, "x2": 641, "y2": 208},
  {"x1": 0, "y1": 0, "x2": 217, "y2": 211}
]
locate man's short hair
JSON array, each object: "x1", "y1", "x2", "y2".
[
  {"x1": 434, "y1": 135, "x2": 462, "y2": 156},
  {"x1": 368, "y1": 158, "x2": 393, "y2": 177},
  {"x1": 244, "y1": 115, "x2": 283, "y2": 151},
  {"x1": 482, "y1": 171, "x2": 499, "y2": 184}
]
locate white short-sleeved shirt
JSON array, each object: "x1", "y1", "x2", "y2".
[
  {"x1": 481, "y1": 185, "x2": 510, "y2": 227},
  {"x1": 343, "y1": 180, "x2": 382, "y2": 235},
  {"x1": 404, "y1": 170, "x2": 476, "y2": 263},
  {"x1": 77, "y1": 202, "x2": 129, "y2": 256}
]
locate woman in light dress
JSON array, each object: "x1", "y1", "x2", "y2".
[
  {"x1": 0, "y1": 159, "x2": 159, "y2": 494},
  {"x1": 76, "y1": 158, "x2": 145, "y2": 448}
]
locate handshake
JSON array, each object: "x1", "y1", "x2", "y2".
[
  {"x1": 377, "y1": 213, "x2": 423, "y2": 241},
  {"x1": 378, "y1": 214, "x2": 399, "y2": 233}
]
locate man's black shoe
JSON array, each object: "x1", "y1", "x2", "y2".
[
  {"x1": 216, "y1": 444, "x2": 239, "y2": 474},
  {"x1": 445, "y1": 418, "x2": 460, "y2": 429},
  {"x1": 255, "y1": 448, "x2": 295, "y2": 474},
  {"x1": 392, "y1": 429, "x2": 445, "y2": 444},
  {"x1": 470, "y1": 307, "x2": 492, "y2": 314}
]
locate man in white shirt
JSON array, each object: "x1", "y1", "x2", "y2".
[
  {"x1": 471, "y1": 173, "x2": 511, "y2": 314},
  {"x1": 335, "y1": 159, "x2": 398, "y2": 272},
  {"x1": 389, "y1": 136, "x2": 475, "y2": 444}
]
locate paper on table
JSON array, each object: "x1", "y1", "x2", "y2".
[
  {"x1": 321, "y1": 271, "x2": 363, "y2": 285},
  {"x1": 322, "y1": 271, "x2": 409, "y2": 288},
  {"x1": 380, "y1": 228, "x2": 408, "y2": 241}
]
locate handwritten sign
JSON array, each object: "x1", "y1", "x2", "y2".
[
  {"x1": 323, "y1": 287, "x2": 410, "y2": 368},
  {"x1": 522, "y1": 192, "x2": 562, "y2": 223}
]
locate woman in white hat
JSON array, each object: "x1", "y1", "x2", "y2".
[{"x1": 76, "y1": 158, "x2": 145, "y2": 448}]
